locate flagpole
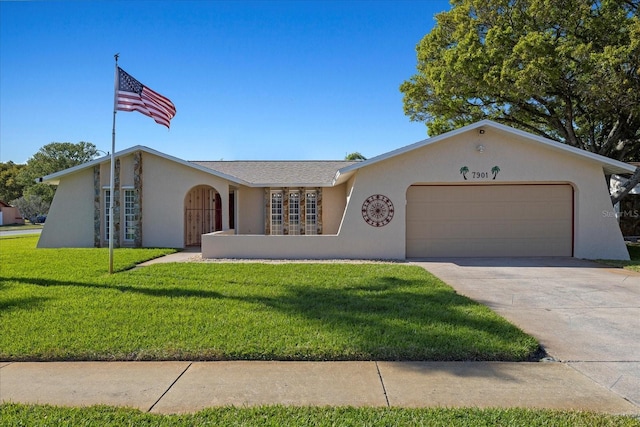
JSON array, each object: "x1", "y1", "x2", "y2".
[{"x1": 109, "y1": 53, "x2": 119, "y2": 274}]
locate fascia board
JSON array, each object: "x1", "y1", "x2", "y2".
[
  {"x1": 38, "y1": 145, "x2": 250, "y2": 187},
  {"x1": 336, "y1": 120, "x2": 636, "y2": 177},
  {"x1": 486, "y1": 121, "x2": 636, "y2": 175},
  {"x1": 257, "y1": 183, "x2": 331, "y2": 188}
]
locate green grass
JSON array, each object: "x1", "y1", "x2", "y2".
[
  {"x1": 599, "y1": 243, "x2": 640, "y2": 272},
  {"x1": 2, "y1": 404, "x2": 638, "y2": 426},
  {"x1": 0, "y1": 235, "x2": 540, "y2": 361}
]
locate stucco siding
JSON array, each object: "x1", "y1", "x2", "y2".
[
  {"x1": 342, "y1": 127, "x2": 627, "y2": 260},
  {"x1": 141, "y1": 153, "x2": 232, "y2": 248},
  {"x1": 236, "y1": 186, "x2": 264, "y2": 234},
  {"x1": 571, "y1": 162, "x2": 629, "y2": 259},
  {"x1": 202, "y1": 234, "x2": 401, "y2": 259},
  {"x1": 205, "y1": 126, "x2": 628, "y2": 260},
  {"x1": 38, "y1": 168, "x2": 94, "y2": 248},
  {"x1": 322, "y1": 184, "x2": 347, "y2": 234},
  {"x1": 38, "y1": 122, "x2": 631, "y2": 260}
]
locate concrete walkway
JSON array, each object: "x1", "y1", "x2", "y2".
[
  {"x1": 1, "y1": 361, "x2": 638, "y2": 414},
  {"x1": 136, "y1": 247, "x2": 202, "y2": 266}
]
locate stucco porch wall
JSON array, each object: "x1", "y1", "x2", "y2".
[{"x1": 202, "y1": 233, "x2": 402, "y2": 260}]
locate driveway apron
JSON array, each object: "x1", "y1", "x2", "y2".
[{"x1": 412, "y1": 257, "x2": 640, "y2": 408}]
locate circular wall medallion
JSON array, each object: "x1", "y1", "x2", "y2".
[{"x1": 361, "y1": 194, "x2": 394, "y2": 227}]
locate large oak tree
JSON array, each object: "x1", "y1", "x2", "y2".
[{"x1": 400, "y1": 0, "x2": 640, "y2": 203}]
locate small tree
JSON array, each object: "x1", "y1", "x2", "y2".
[
  {"x1": 11, "y1": 195, "x2": 50, "y2": 223},
  {"x1": 345, "y1": 152, "x2": 367, "y2": 161}
]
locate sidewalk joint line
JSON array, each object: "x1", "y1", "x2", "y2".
[
  {"x1": 375, "y1": 361, "x2": 390, "y2": 408},
  {"x1": 148, "y1": 362, "x2": 192, "y2": 413}
]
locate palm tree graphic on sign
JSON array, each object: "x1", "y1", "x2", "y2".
[
  {"x1": 460, "y1": 166, "x2": 469, "y2": 180},
  {"x1": 491, "y1": 165, "x2": 501, "y2": 180}
]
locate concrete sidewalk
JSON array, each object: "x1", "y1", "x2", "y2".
[{"x1": 1, "y1": 361, "x2": 638, "y2": 415}]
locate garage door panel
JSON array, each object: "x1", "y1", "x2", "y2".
[{"x1": 406, "y1": 185, "x2": 572, "y2": 257}]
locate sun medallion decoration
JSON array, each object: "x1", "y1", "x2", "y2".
[{"x1": 361, "y1": 194, "x2": 394, "y2": 227}]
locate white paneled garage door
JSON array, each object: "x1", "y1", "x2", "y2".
[{"x1": 406, "y1": 184, "x2": 573, "y2": 257}]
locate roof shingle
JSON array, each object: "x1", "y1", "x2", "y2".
[{"x1": 191, "y1": 160, "x2": 357, "y2": 186}]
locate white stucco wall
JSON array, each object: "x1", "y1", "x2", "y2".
[
  {"x1": 40, "y1": 125, "x2": 629, "y2": 260},
  {"x1": 235, "y1": 186, "x2": 264, "y2": 234},
  {"x1": 38, "y1": 168, "x2": 95, "y2": 248},
  {"x1": 40, "y1": 150, "x2": 238, "y2": 249},
  {"x1": 322, "y1": 184, "x2": 349, "y2": 234},
  {"x1": 204, "y1": 126, "x2": 629, "y2": 260},
  {"x1": 141, "y1": 153, "x2": 232, "y2": 248}
]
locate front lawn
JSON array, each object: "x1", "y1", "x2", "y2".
[
  {"x1": 2, "y1": 404, "x2": 638, "y2": 427},
  {"x1": 0, "y1": 235, "x2": 540, "y2": 361}
]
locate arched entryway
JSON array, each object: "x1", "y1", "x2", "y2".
[{"x1": 184, "y1": 185, "x2": 221, "y2": 247}]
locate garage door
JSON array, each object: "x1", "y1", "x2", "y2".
[{"x1": 406, "y1": 184, "x2": 573, "y2": 257}]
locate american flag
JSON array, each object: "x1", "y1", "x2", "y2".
[{"x1": 116, "y1": 67, "x2": 176, "y2": 128}]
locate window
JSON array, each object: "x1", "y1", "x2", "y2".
[
  {"x1": 305, "y1": 191, "x2": 317, "y2": 235},
  {"x1": 270, "y1": 191, "x2": 283, "y2": 235},
  {"x1": 124, "y1": 189, "x2": 136, "y2": 242},
  {"x1": 104, "y1": 189, "x2": 111, "y2": 240},
  {"x1": 289, "y1": 191, "x2": 300, "y2": 235}
]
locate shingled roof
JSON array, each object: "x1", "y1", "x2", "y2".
[{"x1": 191, "y1": 160, "x2": 357, "y2": 186}]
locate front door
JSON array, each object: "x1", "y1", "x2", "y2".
[{"x1": 184, "y1": 185, "x2": 217, "y2": 246}]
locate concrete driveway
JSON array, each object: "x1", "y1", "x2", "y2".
[{"x1": 412, "y1": 257, "x2": 640, "y2": 408}]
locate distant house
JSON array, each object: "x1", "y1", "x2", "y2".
[
  {"x1": 0, "y1": 201, "x2": 25, "y2": 226},
  {"x1": 610, "y1": 162, "x2": 640, "y2": 239},
  {"x1": 37, "y1": 120, "x2": 633, "y2": 260}
]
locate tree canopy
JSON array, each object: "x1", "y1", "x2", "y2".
[
  {"x1": 0, "y1": 161, "x2": 26, "y2": 203},
  {"x1": 345, "y1": 152, "x2": 367, "y2": 161},
  {"x1": 400, "y1": 0, "x2": 640, "y2": 163},
  {"x1": 17, "y1": 141, "x2": 98, "y2": 205}
]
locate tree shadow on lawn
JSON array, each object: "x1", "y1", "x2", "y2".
[
  {"x1": 3, "y1": 275, "x2": 541, "y2": 362},
  {"x1": 0, "y1": 295, "x2": 50, "y2": 311},
  {"x1": 243, "y1": 278, "x2": 541, "y2": 361},
  {"x1": 3, "y1": 276, "x2": 226, "y2": 300}
]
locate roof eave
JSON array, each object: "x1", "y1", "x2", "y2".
[
  {"x1": 336, "y1": 120, "x2": 637, "y2": 176},
  {"x1": 38, "y1": 154, "x2": 113, "y2": 185},
  {"x1": 256, "y1": 182, "x2": 332, "y2": 188},
  {"x1": 38, "y1": 145, "x2": 251, "y2": 187}
]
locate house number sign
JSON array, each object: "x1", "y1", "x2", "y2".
[
  {"x1": 460, "y1": 166, "x2": 501, "y2": 180},
  {"x1": 362, "y1": 194, "x2": 394, "y2": 227}
]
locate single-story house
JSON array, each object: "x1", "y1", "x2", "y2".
[
  {"x1": 0, "y1": 201, "x2": 25, "y2": 226},
  {"x1": 37, "y1": 120, "x2": 634, "y2": 260}
]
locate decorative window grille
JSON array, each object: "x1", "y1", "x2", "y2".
[
  {"x1": 124, "y1": 189, "x2": 136, "y2": 242},
  {"x1": 271, "y1": 191, "x2": 283, "y2": 235},
  {"x1": 104, "y1": 189, "x2": 111, "y2": 240},
  {"x1": 305, "y1": 191, "x2": 317, "y2": 235},
  {"x1": 289, "y1": 191, "x2": 300, "y2": 235}
]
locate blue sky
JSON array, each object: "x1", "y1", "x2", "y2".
[{"x1": 1, "y1": 1, "x2": 450, "y2": 163}]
